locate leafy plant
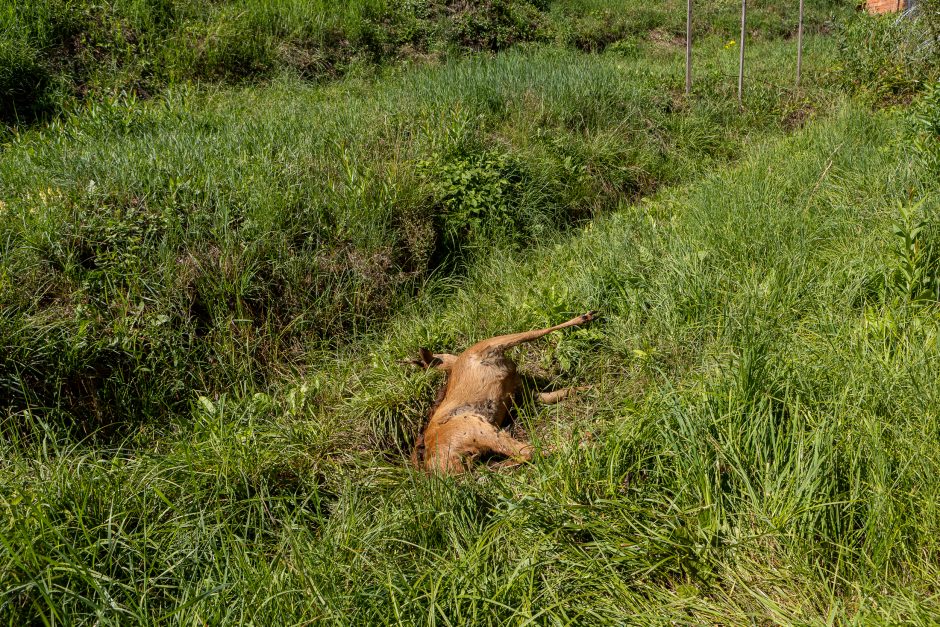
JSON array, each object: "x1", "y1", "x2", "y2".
[
  {"x1": 910, "y1": 80, "x2": 940, "y2": 176},
  {"x1": 448, "y1": 0, "x2": 548, "y2": 51},
  {"x1": 889, "y1": 198, "x2": 939, "y2": 303},
  {"x1": 419, "y1": 150, "x2": 521, "y2": 248}
]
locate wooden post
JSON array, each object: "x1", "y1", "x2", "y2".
[
  {"x1": 796, "y1": 0, "x2": 804, "y2": 89},
  {"x1": 738, "y1": 0, "x2": 746, "y2": 106},
  {"x1": 685, "y1": 0, "x2": 692, "y2": 95}
]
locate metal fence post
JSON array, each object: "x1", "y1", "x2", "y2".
[
  {"x1": 738, "y1": 0, "x2": 747, "y2": 106},
  {"x1": 796, "y1": 0, "x2": 805, "y2": 89},
  {"x1": 686, "y1": 0, "x2": 693, "y2": 95}
]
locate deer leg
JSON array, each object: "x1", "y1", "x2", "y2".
[
  {"x1": 537, "y1": 385, "x2": 592, "y2": 405},
  {"x1": 476, "y1": 426, "x2": 534, "y2": 467},
  {"x1": 473, "y1": 311, "x2": 597, "y2": 353}
]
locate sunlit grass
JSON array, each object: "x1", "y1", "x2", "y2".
[
  {"x1": 3, "y1": 101, "x2": 939, "y2": 623},
  {"x1": 2, "y1": 1, "x2": 940, "y2": 624},
  {"x1": 0, "y1": 34, "x2": 840, "y2": 427}
]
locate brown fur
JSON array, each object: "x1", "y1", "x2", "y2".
[{"x1": 407, "y1": 312, "x2": 597, "y2": 474}]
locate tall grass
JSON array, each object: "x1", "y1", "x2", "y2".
[
  {"x1": 3, "y1": 2, "x2": 940, "y2": 623},
  {"x1": 0, "y1": 34, "x2": 838, "y2": 429},
  {"x1": 838, "y1": 1, "x2": 940, "y2": 102},
  {"x1": 1, "y1": 0, "x2": 848, "y2": 126},
  {"x1": 2, "y1": 101, "x2": 938, "y2": 624}
]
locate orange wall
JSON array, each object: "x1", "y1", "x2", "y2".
[{"x1": 867, "y1": 0, "x2": 905, "y2": 13}]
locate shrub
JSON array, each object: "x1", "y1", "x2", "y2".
[
  {"x1": 448, "y1": 0, "x2": 549, "y2": 51},
  {"x1": 419, "y1": 150, "x2": 523, "y2": 252}
]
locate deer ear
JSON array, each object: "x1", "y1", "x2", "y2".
[{"x1": 419, "y1": 348, "x2": 443, "y2": 368}]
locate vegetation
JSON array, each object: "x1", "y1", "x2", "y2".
[
  {"x1": 1, "y1": 32, "x2": 842, "y2": 430},
  {"x1": 3, "y1": 0, "x2": 940, "y2": 624},
  {"x1": 1, "y1": 0, "x2": 843, "y2": 125},
  {"x1": 838, "y1": 0, "x2": 940, "y2": 101},
  {"x1": 4, "y1": 98, "x2": 939, "y2": 624}
]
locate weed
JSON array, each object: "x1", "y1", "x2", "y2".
[
  {"x1": 910, "y1": 79, "x2": 940, "y2": 176},
  {"x1": 890, "y1": 198, "x2": 939, "y2": 304},
  {"x1": 419, "y1": 149, "x2": 521, "y2": 249}
]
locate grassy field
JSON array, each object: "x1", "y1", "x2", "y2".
[
  {"x1": 3, "y1": 99, "x2": 940, "y2": 624},
  {"x1": 3, "y1": 0, "x2": 940, "y2": 624},
  {"x1": 1, "y1": 0, "x2": 844, "y2": 125},
  {"x1": 1, "y1": 29, "x2": 845, "y2": 430}
]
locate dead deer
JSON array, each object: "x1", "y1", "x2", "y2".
[{"x1": 405, "y1": 312, "x2": 597, "y2": 474}]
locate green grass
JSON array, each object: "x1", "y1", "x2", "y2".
[
  {"x1": 837, "y1": 8, "x2": 940, "y2": 103},
  {"x1": 2, "y1": 100, "x2": 939, "y2": 624},
  {"x1": 1, "y1": 0, "x2": 848, "y2": 125},
  {"x1": 3, "y1": 1, "x2": 940, "y2": 623},
  {"x1": 0, "y1": 33, "x2": 840, "y2": 429}
]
